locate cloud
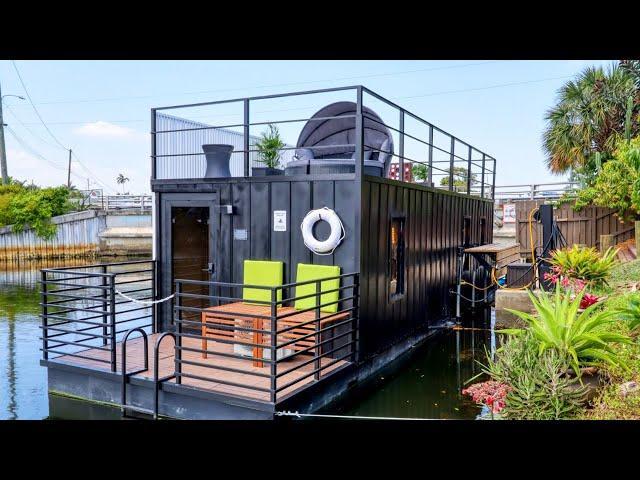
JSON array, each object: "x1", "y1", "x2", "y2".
[{"x1": 73, "y1": 121, "x2": 137, "y2": 138}]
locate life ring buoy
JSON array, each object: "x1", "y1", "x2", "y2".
[{"x1": 301, "y1": 207, "x2": 345, "y2": 255}]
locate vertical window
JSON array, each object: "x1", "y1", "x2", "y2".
[
  {"x1": 463, "y1": 216, "x2": 471, "y2": 246},
  {"x1": 390, "y1": 217, "x2": 405, "y2": 298}
]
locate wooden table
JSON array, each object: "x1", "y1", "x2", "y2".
[{"x1": 202, "y1": 302, "x2": 350, "y2": 368}]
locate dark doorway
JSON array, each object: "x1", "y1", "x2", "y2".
[
  {"x1": 160, "y1": 193, "x2": 219, "y2": 330},
  {"x1": 172, "y1": 206, "x2": 211, "y2": 325}
]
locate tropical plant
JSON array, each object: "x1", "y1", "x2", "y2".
[
  {"x1": 480, "y1": 331, "x2": 587, "y2": 420},
  {"x1": 574, "y1": 136, "x2": 640, "y2": 221},
  {"x1": 548, "y1": 244, "x2": 618, "y2": 286},
  {"x1": 542, "y1": 64, "x2": 638, "y2": 175},
  {"x1": 621, "y1": 60, "x2": 640, "y2": 90},
  {"x1": 116, "y1": 173, "x2": 129, "y2": 194},
  {"x1": 504, "y1": 284, "x2": 631, "y2": 375},
  {"x1": 615, "y1": 296, "x2": 640, "y2": 332},
  {"x1": 255, "y1": 124, "x2": 285, "y2": 169}
]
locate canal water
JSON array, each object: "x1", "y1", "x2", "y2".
[{"x1": 1, "y1": 258, "x2": 494, "y2": 420}]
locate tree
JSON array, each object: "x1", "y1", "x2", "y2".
[
  {"x1": 542, "y1": 64, "x2": 638, "y2": 175},
  {"x1": 116, "y1": 173, "x2": 129, "y2": 194},
  {"x1": 440, "y1": 166, "x2": 477, "y2": 193},
  {"x1": 621, "y1": 60, "x2": 640, "y2": 89},
  {"x1": 574, "y1": 136, "x2": 640, "y2": 222},
  {"x1": 412, "y1": 163, "x2": 429, "y2": 182}
]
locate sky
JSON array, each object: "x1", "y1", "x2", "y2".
[{"x1": 0, "y1": 60, "x2": 615, "y2": 194}]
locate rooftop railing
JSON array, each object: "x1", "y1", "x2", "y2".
[{"x1": 151, "y1": 85, "x2": 496, "y2": 199}]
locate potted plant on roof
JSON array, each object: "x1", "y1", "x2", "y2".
[{"x1": 253, "y1": 124, "x2": 285, "y2": 176}]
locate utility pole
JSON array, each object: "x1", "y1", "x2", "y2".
[
  {"x1": 67, "y1": 149, "x2": 72, "y2": 188},
  {"x1": 0, "y1": 81, "x2": 8, "y2": 185}
]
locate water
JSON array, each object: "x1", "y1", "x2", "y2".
[{"x1": 0, "y1": 258, "x2": 494, "y2": 420}]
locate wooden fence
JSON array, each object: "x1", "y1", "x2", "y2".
[{"x1": 515, "y1": 200, "x2": 635, "y2": 259}]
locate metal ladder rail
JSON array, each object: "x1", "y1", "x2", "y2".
[
  {"x1": 152, "y1": 332, "x2": 176, "y2": 420},
  {"x1": 120, "y1": 327, "x2": 151, "y2": 418}
]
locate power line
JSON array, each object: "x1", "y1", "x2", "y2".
[
  {"x1": 5, "y1": 125, "x2": 71, "y2": 172},
  {"x1": 70, "y1": 151, "x2": 118, "y2": 193},
  {"x1": 11, "y1": 60, "x2": 69, "y2": 150},
  {"x1": 4, "y1": 103, "x2": 68, "y2": 151},
  {"x1": 15, "y1": 72, "x2": 576, "y2": 127},
  {"x1": 13, "y1": 61, "x2": 503, "y2": 107}
]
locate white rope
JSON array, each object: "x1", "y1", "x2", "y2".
[
  {"x1": 274, "y1": 410, "x2": 439, "y2": 420},
  {"x1": 115, "y1": 290, "x2": 175, "y2": 306}
]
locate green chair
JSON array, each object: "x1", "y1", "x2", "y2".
[
  {"x1": 294, "y1": 263, "x2": 341, "y2": 314},
  {"x1": 242, "y1": 260, "x2": 284, "y2": 304}
]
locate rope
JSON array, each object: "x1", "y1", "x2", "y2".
[
  {"x1": 274, "y1": 411, "x2": 440, "y2": 420},
  {"x1": 115, "y1": 290, "x2": 175, "y2": 306}
]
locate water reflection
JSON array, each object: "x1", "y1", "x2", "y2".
[
  {"x1": 0, "y1": 257, "x2": 148, "y2": 420},
  {"x1": 332, "y1": 310, "x2": 495, "y2": 420}
]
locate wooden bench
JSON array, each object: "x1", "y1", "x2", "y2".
[{"x1": 201, "y1": 302, "x2": 350, "y2": 367}]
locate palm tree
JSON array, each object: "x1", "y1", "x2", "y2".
[
  {"x1": 116, "y1": 173, "x2": 129, "y2": 194},
  {"x1": 542, "y1": 64, "x2": 638, "y2": 175}
]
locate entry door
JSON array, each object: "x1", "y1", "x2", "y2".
[{"x1": 160, "y1": 194, "x2": 219, "y2": 330}]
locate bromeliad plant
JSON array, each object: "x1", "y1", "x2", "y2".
[
  {"x1": 503, "y1": 283, "x2": 631, "y2": 375},
  {"x1": 548, "y1": 245, "x2": 618, "y2": 287}
]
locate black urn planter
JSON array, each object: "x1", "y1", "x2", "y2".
[
  {"x1": 202, "y1": 144, "x2": 234, "y2": 178},
  {"x1": 252, "y1": 167, "x2": 284, "y2": 176}
]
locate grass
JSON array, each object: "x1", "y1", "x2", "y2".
[{"x1": 578, "y1": 259, "x2": 640, "y2": 419}]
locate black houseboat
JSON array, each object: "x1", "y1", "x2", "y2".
[{"x1": 40, "y1": 86, "x2": 496, "y2": 419}]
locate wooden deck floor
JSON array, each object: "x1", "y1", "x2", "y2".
[{"x1": 54, "y1": 334, "x2": 348, "y2": 402}]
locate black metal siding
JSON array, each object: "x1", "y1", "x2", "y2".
[{"x1": 359, "y1": 176, "x2": 493, "y2": 356}]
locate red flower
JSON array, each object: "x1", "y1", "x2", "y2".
[{"x1": 580, "y1": 293, "x2": 599, "y2": 309}]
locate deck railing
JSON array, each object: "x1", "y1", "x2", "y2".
[
  {"x1": 173, "y1": 272, "x2": 359, "y2": 403},
  {"x1": 40, "y1": 260, "x2": 156, "y2": 372},
  {"x1": 151, "y1": 85, "x2": 496, "y2": 199}
]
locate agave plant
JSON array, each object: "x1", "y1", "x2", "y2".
[
  {"x1": 548, "y1": 245, "x2": 618, "y2": 287},
  {"x1": 615, "y1": 296, "x2": 640, "y2": 332},
  {"x1": 503, "y1": 283, "x2": 631, "y2": 375}
]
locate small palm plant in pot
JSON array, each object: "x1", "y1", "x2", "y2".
[{"x1": 253, "y1": 124, "x2": 285, "y2": 176}]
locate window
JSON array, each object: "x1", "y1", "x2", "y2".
[
  {"x1": 463, "y1": 216, "x2": 471, "y2": 246},
  {"x1": 389, "y1": 217, "x2": 405, "y2": 298},
  {"x1": 480, "y1": 216, "x2": 487, "y2": 245}
]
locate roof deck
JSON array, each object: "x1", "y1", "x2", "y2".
[{"x1": 151, "y1": 85, "x2": 496, "y2": 199}]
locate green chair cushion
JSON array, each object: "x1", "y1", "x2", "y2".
[
  {"x1": 294, "y1": 263, "x2": 341, "y2": 313},
  {"x1": 242, "y1": 260, "x2": 283, "y2": 305}
]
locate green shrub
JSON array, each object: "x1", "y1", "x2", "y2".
[
  {"x1": 0, "y1": 185, "x2": 75, "y2": 239},
  {"x1": 549, "y1": 244, "x2": 618, "y2": 286},
  {"x1": 504, "y1": 284, "x2": 631, "y2": 375},
  {"x1": 482, "y1": 331, "x2": 587, "y2": 420}
]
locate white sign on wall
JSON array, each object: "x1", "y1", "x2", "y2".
[
  {"x1": 273, "y1": 210, "x2": 287, "y2": 231},
  {"x1": 503, "y1": 203, "x2": 516, "y2": 224}
]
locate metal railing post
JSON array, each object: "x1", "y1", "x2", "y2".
[
  {"x1": 466, "y1": 145, "x2": 472, "y2": 195},
  {"x1": 492, "y1": 159, "x2": 496, "y2": 200},
  {"x1": 449, "y1": 137, "x2": 455, "y2": 191},
  {"x1": 151, "y1": 260, "x2": 157, "y2": 334},
  {"x1": 101, "y1": 265, "x2": 108, "y2": 346},
  {"x1": 314, "y1": 280, "x2": 321, "y2": 381},
  {"x1": 480, "y1": 153, "x2": 486, "y2": 198},
  {"x1": 243, "y1": 99, "x2": 250, "y2": 177},
  {"x1": 427, "y1": 125, "x2": 433, "y2": 186},
  {"x1": 270, "y1": 288, "x2": 277, "y2": 403},
  {"x1": 41, "y1": 270, "x2": 48, "y2": 361},
  {"x1": 355, "y1": 87, "x2": 363, "y2": 182},
  {"x1": 175, "y1": 281, "x2": 182, "y2": 385},
  {"x1": 399, "y1": 110, "x2": 405, "y2": 182},
  {"x1": 109, "y1": 274, "x2": 117, "y2": 372},
  {"x1": 151, "y1": 108, "x2": 156, "y2": 181}
]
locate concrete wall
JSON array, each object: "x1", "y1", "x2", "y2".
[{"x1": 0, "y1": 209, "x2": 152, "y2": 261}]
